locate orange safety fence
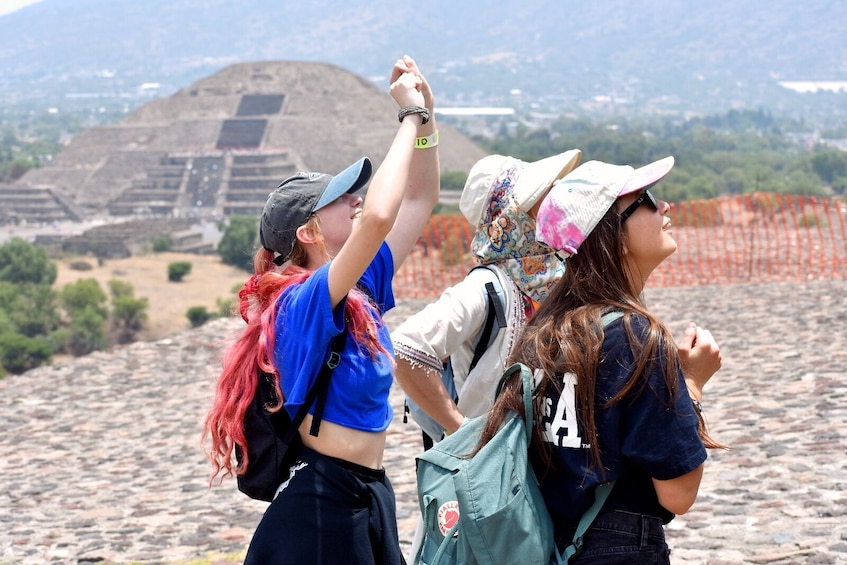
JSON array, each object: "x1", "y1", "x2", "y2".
[{"x1": 393, "y1": 193, "x2": 847, "y2": 299}]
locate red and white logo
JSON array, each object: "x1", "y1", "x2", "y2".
[{"x1": 437, "y1": 501, "x2": 460, "y2": 536}]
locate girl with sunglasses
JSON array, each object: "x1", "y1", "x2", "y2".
[{"x1": 485, "y1": 157, "x2": 724, "y2": 563}]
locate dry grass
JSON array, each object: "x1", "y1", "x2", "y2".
[{"x1": 54, "y1": 252, "x2": 249, "y2": 341}]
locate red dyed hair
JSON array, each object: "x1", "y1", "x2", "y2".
[{"x1": 203, "y1": 246, "x2": 391, "y2": 484}]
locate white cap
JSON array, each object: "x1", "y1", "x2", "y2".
[
  {"x1": 460, "y1": 149, "x2": 583, "y2": 225},
  {"x1": 536, "y1": 156, "x2": 675, "y2": 257}
]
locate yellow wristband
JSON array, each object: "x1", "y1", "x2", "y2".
[{"x1": 415, "y1": 130, "x2": 439, "y2": 149}]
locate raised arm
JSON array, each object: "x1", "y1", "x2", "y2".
[
  {"x1": 327, "y1": 65, "x2": 425, "y2": 307},
  {"x1": 385, "y1": 55, "x2": 441, "y2": 271},
  {"x1": 653, "y1": 323, "x2": 721, "y2": 514}
]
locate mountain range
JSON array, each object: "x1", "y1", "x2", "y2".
[{"x1": 1, "y1": 0, "x2": 846, "y2": 123}]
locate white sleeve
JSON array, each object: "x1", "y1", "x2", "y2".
[{"x1": 391, "y1": 275, "x2": 489, "y2": 375}]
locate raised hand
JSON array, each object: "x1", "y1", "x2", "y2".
[
  {"x1": 389, "y1": 65, "x2": 424, "y2": 111},
  {"x1": 677, "y1": 322, "x2": 722, "y2": 399},
  {"x1": 401, "y1": 55, "x2": 434, "y2": 111}
]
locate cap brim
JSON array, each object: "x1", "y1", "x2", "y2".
[
  {"x1": 513, "y1": 149, "x2": 582, "y2": 210},
  {"x1": 460, "y1": 155, "x2": 510, "y2": 224},
  {"x1": 619, "y1": 156, "x2": 675, "y2": 196},
  {"x1": 314, "y1": 157, "x2": 373, "y2": 211}
]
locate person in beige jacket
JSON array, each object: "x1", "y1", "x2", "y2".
[{"x1": 392, "y1": 149, "x2": 581, "y2": 560}]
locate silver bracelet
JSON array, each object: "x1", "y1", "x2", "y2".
[{"x1": 398, "y1": 105, "x2": 430, "y2": 125}]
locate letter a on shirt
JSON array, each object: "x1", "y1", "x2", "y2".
[{"x1": 543, "y1": 372, "x2": 584, "y2": 449}]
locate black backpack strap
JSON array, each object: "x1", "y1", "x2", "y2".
[
  {"x1": 309, "y1": 329, "x2": 347, "y2": 436},
  {"x1": 468, "y1": 280, "x2": 507, "y2": 373},
  {"x1": 278, "y1": 328, "x2": 347, "y2": 448},
  {"x1": 421, "y1": 430, "x2": 434, "y2": 451}
]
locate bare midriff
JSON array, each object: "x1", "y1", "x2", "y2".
[{"x1": 299, "y1": 415, "x2": 387, "y2": 470}]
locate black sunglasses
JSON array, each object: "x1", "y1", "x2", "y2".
[{"x1": 619, "y1": 189, "x2": 658, "y2": 223}]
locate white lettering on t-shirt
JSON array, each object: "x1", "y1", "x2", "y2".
[{"x1": 543, "y1": 372, "x2": 583, "y2": 448}]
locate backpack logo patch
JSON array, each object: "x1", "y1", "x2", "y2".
[{"x1": 437, "y1": 500, "x2": 460, "y2": 536}]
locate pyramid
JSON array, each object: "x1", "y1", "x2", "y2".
[{"x1": 5, "y1": 60, "x2": 487, "y2": 224}]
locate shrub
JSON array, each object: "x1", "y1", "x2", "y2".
[
  {"x1": 107, "y1": 279, "x2": 135, "y2": 300},
  {"x1": 216, "y1": 296, "x2": 235, "y2": 317},
  {"x1": 47, "y1": 328, "x2": 72, "y2": 355},
  {"x1": 0, "y1": 332, "x2": 52, "y2": 374},
  {"x1": 218, "y1": 215, "x2": 258, "y2": 272},
  {"x1": 111, "y1": 295, "x2": 148, "y2": 344},
  {"x1": 67, "y1": 307, "x2": 107, "y2": 356},
  {"x1": 152, "y1": 235, "x2": 172, "y2": 252},
  {"x1": 187, "y1": 306, "x2": 213, "y2": 327},
  {"x1": 168, "y1": 261, "x2": 193, "y2": 282},
  {"x1": 61, "y1": 278, "x2": 108, "y2": 319},
  {"x1": 68, "y1": 260, "x2": 93, "y2": 271}
]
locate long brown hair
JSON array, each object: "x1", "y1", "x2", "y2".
[
  {"x1": 479, "y1": 206, "x2": 722, "y2": 473},
  {"x1": 203, "y1": 215, "x2": 390, "y2": 483}
]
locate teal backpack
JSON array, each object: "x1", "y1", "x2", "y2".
[{"x1": 414, "y1": 313, "x2": 621, "y2": 565}]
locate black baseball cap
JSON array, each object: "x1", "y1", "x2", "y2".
[{"x1": 259, "y1": 157, "x2": 373, "y2": 264}]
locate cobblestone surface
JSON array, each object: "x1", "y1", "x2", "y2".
[{"x1": 1, "y1": 280, "x2": 846, "y2": 564}]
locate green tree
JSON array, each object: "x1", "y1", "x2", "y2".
[
  {"x1": 0, "y1": 238, "x2": 57, "y2": 285},
  {"x1": 167, "y1": 261, "x2": 192, "y2": 282},
  {"x1": 60, "y1": 278, "x2": 108, "y2": 319},
  {"x1": 810, "y1": 149, "x2": 847, "y2": 185},
  {"x1": 783, "y1": 170, "x2": 826, "y2": 196},
  {"x1": 108, "y1": 279, "x2": 148, "y2": 345},
  {"x1": 67, "y1": 307, "x2": 107, "y2": 356},
  {"x1": 477, "y1": 110, "x2": 843, "y2": 201},
  {"x1": 0, "y1": 281, "x2": 60, "y2": 337},
  {"x1": 59, "y1": 279, "x2": 109, "y2": 356},
  {"x1": 0, "y1": 332, "x2": 52, "y2": 374},
  {"x1": 218, "y1": 215, "x2": 258, "y2": 272},
  {"x1": 721, "y1": 167, "x2": 748, "y2": 195},
  {"x1": 0, "y1": 246, "x2": 60, "y2": 372},
  {"x1": 107, "y1": 279, "x2": 135, "y2": 300}
]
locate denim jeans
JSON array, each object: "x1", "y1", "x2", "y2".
[{"x1": 557, "y1": 510, "x2": 671, "y2": 564}]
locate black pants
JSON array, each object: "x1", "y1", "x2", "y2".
[
  {"x1": 244, "y1": 446, "x2": 405, "y2": 565},
  {"x1": 557, "y1": 510, "x2": 671, "y2": 564}
]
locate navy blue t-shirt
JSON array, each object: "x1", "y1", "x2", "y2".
[
  {"x1": 532, "y1": 314, "x2": 706, "y2": 525},
  {"x1": 271, "y1": 242, "x2": 396, "y2": 432}
]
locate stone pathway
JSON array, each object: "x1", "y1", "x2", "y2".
[{"x1": 1, "y1": 280, "x2": 846, "y2": 564}]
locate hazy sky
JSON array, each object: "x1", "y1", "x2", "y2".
[{"x1": 0, "y1": 0, "x2": 42, "y2": 17}]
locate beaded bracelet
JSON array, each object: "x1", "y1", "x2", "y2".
[{"x1": 398, "y1": 105, "x2": 430, "y2": 125}]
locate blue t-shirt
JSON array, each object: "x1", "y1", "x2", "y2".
[
  {"x1": 272, "y1": 242, "x2": 396, "y2": 432},
  {"x1": 532, "y1": 314, "x2": 707, "y2": 525}
]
